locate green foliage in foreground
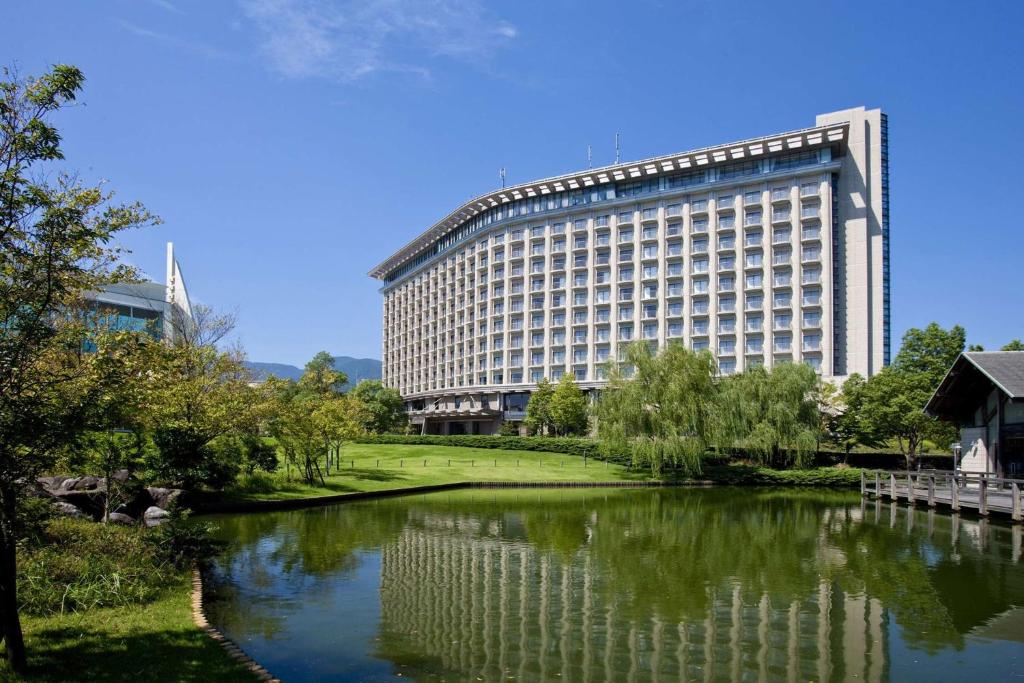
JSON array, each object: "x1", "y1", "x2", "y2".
[
  {"x1": 0, "y1": 582, "x2": 256, "y2": 682},
  {"x1": 17, "y1": 516, "x2": 221, "y2": 617}
]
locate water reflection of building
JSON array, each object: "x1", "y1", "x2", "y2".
[{"x1": 379, "y1": 520, "x2": 888, "y2": 682}]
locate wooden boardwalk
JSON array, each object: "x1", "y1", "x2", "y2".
[{"x1": 862, "y1": 470, "x2": 1024, "y2": 521}]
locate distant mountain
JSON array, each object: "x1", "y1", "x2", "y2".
[{"x1": 245, "y1": 356, "x2": 381, "y2": 389}]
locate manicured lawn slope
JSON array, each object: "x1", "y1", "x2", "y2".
[
  {"x1": 221, "y1": 442, "x2": 655, "y2": 502},
  {"x1": 220, "y1": 443, "x2": 862, "y2": 503},
  {"x1": 0, "y1": 580, "x2": 255, "y2": 682}
]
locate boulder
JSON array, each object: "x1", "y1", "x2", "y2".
[
  {"x1": 54, "y1": 501, "x2": 89, "y2": 519},
  {"x1": 37, "y1": 475, "x2": 69, "y2": 491},
  {"x1": 107, "y1": 512, "x2": 135, "y2": 526},
  {"x1": 112, "y1": 469, "x2": 132, "y2": 484},
  {"x1": 72, "y1": 476, "x2": 101, "y2": 491},
  {"x1": 58, "y1": 477, "x2": 81, "y2": 492},
  {"x1": 146, "y1": 487, "x2": 183, "y2": 510},
  {"x1": 143, "y1": 506, "x2": 170, "y2": 527}
]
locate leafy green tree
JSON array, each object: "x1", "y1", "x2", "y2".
[
  {"x1": 75, "y1": 331, "x2": 157, "y2": 521},
  {"x1": 893, "y1": 322, "x2": 965, "y2": 383},
  {"x1": 299, "y1": 351, "x2": 347, "y2": 395},
  {"x1": 820, "y1": 373, "x2": 880, "y2": 456},
  {"x1": 0, "y1": 65, "x2": 157, "y2": 670},
  {"x1": 265, "y1": 353, "x2": 366, "y2": 485},
  {"x1": 1001, "y1": 339, "x2": 1024, "y2": 351},
  {"x1": 595, "y1": 342, "x2": 716, "y2": 475},
  {"x1": 349, "y1": 380, "x2": 405, "y2": 433},
  {"x1": 548, "y1": 374, "x2": 588, "y2": 436},
  {"x1": 313, "y1": 394, "x2": 367, "y2": 473},
  {"x1": 524, "y1": 378, "x2": 555, "y2": 436},
  {"x1": 714, "y1": 363, "x2": 821, "y2": 468},
  {"x1": 856, "y1": 323, "x2": 965, "y2": 469},
  {"x1": 148, "y1": 306, "x2": 261, "y2": 489}
]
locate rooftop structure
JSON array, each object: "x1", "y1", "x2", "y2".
[{"x1": 87, "y1": 242, "x2": 193, "y2": 343}]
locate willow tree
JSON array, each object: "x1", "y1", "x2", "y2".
[
  {"x1": 595, "y1": 342, "x2": 717, "y2": 475},
  {"x1": 714, "y1": 362, "x2": 821, "y2": 468}
]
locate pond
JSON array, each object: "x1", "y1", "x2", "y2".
[{"x1": 204, "y1": 488, "x2": 1024, "y2": 682}]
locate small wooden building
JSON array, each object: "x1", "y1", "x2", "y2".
[{"x1": 926, "y1": 352, "x2": 1024, "y2": 477}]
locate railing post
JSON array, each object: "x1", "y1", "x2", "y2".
[
  {"x1": 979, "y1": 478, "x2": 988, "y2": 516},
  {"x1": 860, "y1": 470, "x2": 866, "y2": 496},
  {"x1": 928, "y1": 475, "x2": 935, "y2": 507},
  {"x1": 951, "y1": 473, "x2": 960, "y2": 511},
  {"x1": 907, "y1": 473, "x2": 916, "y2": 505},
  {"x1": 875, "y1": 471, "x2": 881, "y2": 497},
  {"x1": 1013, "y1": 482, "x2": 1022, "y2": 522},
  {"x1": 890, "y1": 473, "x2": 897, "y2": 500}
]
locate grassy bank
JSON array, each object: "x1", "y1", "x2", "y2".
[
  {"x1": 217, "y1": 442, "x2": 862, "y2": 504},
  {"x1": 0, "y1": 579, "x2": 255, "y2": 682},
  {"x1": 219, "y1": 442, "x2": 655, "y2": 502}
]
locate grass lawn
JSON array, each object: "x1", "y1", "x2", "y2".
[
  {"x1": 222, "y1": 442, "x2": 657, "y2": 502},
  {"x1": 0, "y1": 578, "x2": 256, "y2": 682}
]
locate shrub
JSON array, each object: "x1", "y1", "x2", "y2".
[
  {"x1": 355, "y1": 434, "x2": 633, "y2": 463},
  {"x1": 232, "y1": 471, "x2": 279, "y2": 494},
  {"x1": 17, "y1": 514, "x2": 223, "y2": 616},
  {"x1": 704, "y1": 464, "x2": 862, "y2": 487},
  {"x1": 18, "y1": 518, "x2": 174, "y2": 615}
]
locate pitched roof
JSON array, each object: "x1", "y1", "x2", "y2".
[
  {"x1": 926, "y1": 351, "x2": 1024, "y2": 419},
  {"x1": 962, "y1": 352, "x2": 1024, "y2": 398}
]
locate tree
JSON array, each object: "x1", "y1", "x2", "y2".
[
  {"x1": 264, "y1": 354, "x2": 366, "y2": 486},
  {"x1": 548, "y1": 374, "x2": 588, "y2": 436},
  {"x1": 299, "y1": 351, "x2": 347, "y2": 395},
  {"x1": 148, "y1": 307, "x2": 260, "y2": 489},
  {"x1": 523, "y1": 378, "x2": 554, "y2": 436},
  {"x1": 714, "y1": 363, "x2": 821, "y2": 468},
  {"x1": 856, "y1": 367, "x2": 943, "y2": 469},
  {"x1": 820, "y1": 373, "x2": 882, "y2": 456},
  {"x1": 0, "y1": 65, "x2": 157, "y2": 670},
  {"x1": 595, "y1": 342, "x2": 716, "y2": 475},
  {"x1": 856, "y1": 323, "x2": 965, "y2": 470},
  {"x1": 349, "y1": 380, "x2": 405, "y2": 433},
  {"x1": 1001, "y1": 339, "x2": 1024, "y2": 351},
  {"x1": 313, "y1": 394, "x2": 368, "y2": 473},
  {"x1": 893, "y1": 323, "x2": 965, "y2": 384},
  {"x1": 74, "y1": 331, "x2": 157, "y2": 522}
]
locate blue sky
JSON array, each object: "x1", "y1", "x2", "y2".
[{"x1": 5, "y1": 0, "x2": 1023, "y2": 365}]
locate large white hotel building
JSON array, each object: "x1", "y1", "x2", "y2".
[{"x1": 371, "y1": 107, "x2": 890, "y2": 434}]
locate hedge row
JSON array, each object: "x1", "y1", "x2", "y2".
[
  {"x1": 355, "y1": 434, "x2": 630, "y2": 462},
  {"x1": 357, "y1": 434, "x2": 953, "y2": 471},
  {"x1": 703, "y1": 464, "x2": 863, "y2": 487}
]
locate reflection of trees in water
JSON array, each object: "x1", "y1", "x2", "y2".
[
  {"x1": 831, "y1": 500, "x2": 1024, "y2": 653},
  {"x1": 205, "y1": 489, "x2": 1024, "y2": 681},
  {"x1": 204, "y1": 503, "x2": 409, "y2": 638}
]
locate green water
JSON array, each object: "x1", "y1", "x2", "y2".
[{"x1": 204, "y1": 488, "x2": 1024, "y2": 682}]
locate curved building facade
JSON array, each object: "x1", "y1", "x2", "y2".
[{"x1": 371, "y1": 107, "x2": 889, "y2": 434}]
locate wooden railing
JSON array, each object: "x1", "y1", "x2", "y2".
[{"x1": 861, "y1": 469, "x2": 1023, "y2": 521}]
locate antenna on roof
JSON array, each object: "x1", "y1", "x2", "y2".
[
  {"x1": 499, "y1": 167, "x2": 506, "y2": 189},
  {"x1": 615, "y1": 133, "x2": 620, "y2": 164},
  {"x1": 587, "y1": 144, "x2": 592, "y2": 169}
]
